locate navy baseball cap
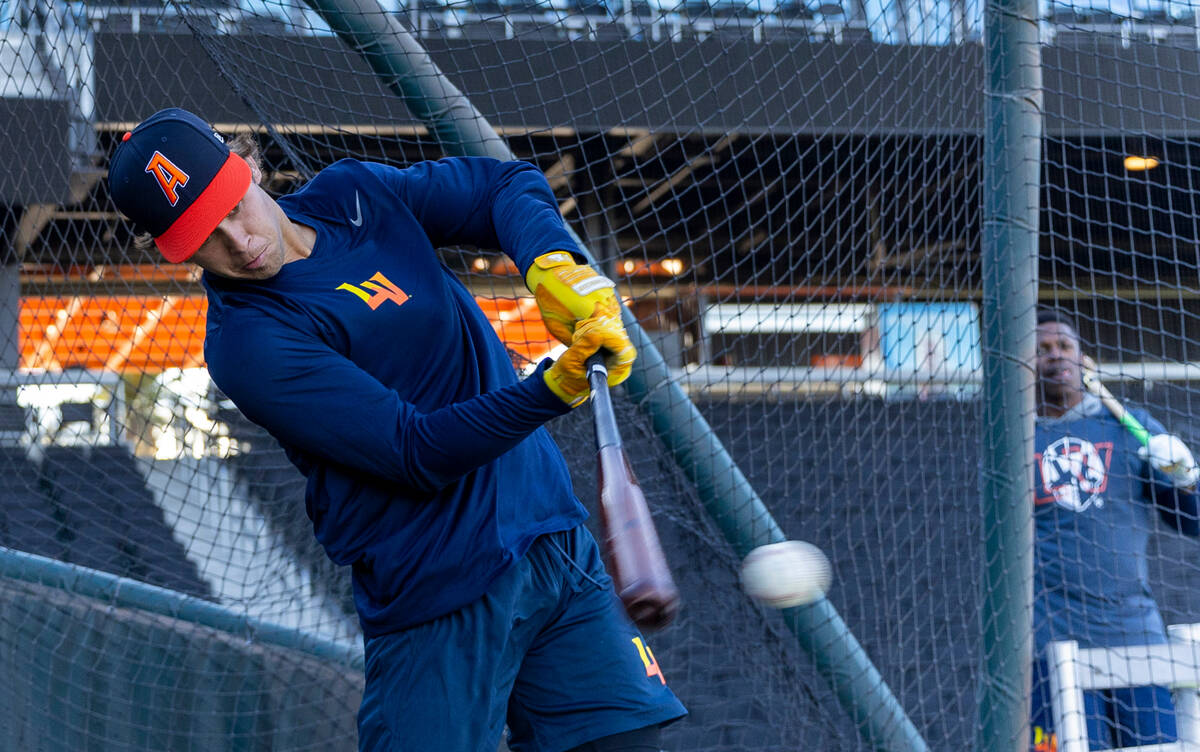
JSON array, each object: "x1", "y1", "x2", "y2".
[{"x1": 108, "y1": 108, "x2": 252, "y2": 263}]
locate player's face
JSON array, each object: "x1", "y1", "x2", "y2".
[
  {"x1": 1035, "y1": 321, "x2": 1083, "y2": 403},
  {"x1": 190, "y1": 165, "x2": 310, "y2": 281}
]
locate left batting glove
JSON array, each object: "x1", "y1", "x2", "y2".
[
  {"x1": 525, "y1": 251, "x2": 621, "y2": 345},
  {"x1": 1139, "y1": 434, "x2": 1200, "y2": 489},
  {"x1": 543, "y1": 315, "x2": 637, "y2": 407}
]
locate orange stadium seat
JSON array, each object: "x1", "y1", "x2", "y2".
[
  {"x1": 20, "y1": 295, "x2": 553, "y2": 373},
  {"x1": 474, "y1": 296, "x2": 556, "y2": 365}
]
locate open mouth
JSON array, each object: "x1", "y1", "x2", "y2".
[{"x1": 1043, "y1": 365, "x2": 1074, "y2": 381}]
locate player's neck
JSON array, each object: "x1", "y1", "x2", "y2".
[
  {"x1": 282, "y1": 219, "x2": 317, "y2": 264},
  {"x1": 1037, "y1": 390, "x2": 1083, "y2": 418}
]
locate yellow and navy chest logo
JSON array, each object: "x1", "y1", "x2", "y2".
[{"x1": 337, "y1": 271, "x2": 409, "y2": 310}]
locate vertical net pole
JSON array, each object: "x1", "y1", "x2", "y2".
[
  {"x1": 0, "y1": 263, "x2": 18, "y2": 373},
  {"x1": 299, "y1": 0, "x2": 510, "y2": 160},
  {"x1": 299, "y1": 1, "x2": 928, "y2": 749},
  {"x1": 979, "y1": 0, "x2": 1041, "y2": 747}
]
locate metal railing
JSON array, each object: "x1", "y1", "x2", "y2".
[
  {"x1": 1040, "y1": 15, "x2": 1200, "y2": 47},
  {"x1": 75, "y1": 1, "x2": 870, "y2": 41},
  {"x1": 668, "y1": 360, "x2": 1200, "y2": 399}
]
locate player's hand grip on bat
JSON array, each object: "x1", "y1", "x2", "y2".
[
  {"x1": 544, "y1": 315, "x2": 637, "y2": 407},
  {"x1": 1139, "y1": 434, "x2": 1200, "y2": 489},
  {"x1": 1082, "y1": 355, "x2": 1199, "y2": 489},
  {"x1": 526, "y1": 251, "x2": 622, "y2": 343}
]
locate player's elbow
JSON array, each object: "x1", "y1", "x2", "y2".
[
  {"x1": 388, "y1": 425, "x2": 471, "y2": 494},
  {"x1": 383, "y1": 443, "x2": 456, "y2": 494},
  {"x1": 403, "y1": 465, "x2": 457, "y2": 494}
]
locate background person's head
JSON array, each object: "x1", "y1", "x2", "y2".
[{"x1": 1035, "y1": 308, "x2": 1085, "y2": 415}]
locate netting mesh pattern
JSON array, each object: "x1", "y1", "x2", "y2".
[
  {"x1": 1033, "y1": 12, "x2": 1200, "y2": 747},
  {"x1": 4, "y1": 0, "x2": 1200, "y2": 748}
]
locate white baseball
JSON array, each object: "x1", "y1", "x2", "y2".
[{"x1": 740, "y1": 540, "x2": 832, "y2": 608}]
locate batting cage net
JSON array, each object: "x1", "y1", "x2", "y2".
[{"x1": 2, "y1": 0, "x2": 1200, "y2": 749}]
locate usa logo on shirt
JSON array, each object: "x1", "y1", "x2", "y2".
[{"x1": 1036, "y1": 436, "x2": 1113, "y2": 512}]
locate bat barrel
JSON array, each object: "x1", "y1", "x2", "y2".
[
  {"x1": 1081, "y1": 355, "x2": 1152, "y2": 445},
  {"x1": 598, "y1": 444, "x2": 681, "y2": 631},
  {"x1": 588, "y1": 354, "x2": 681, "y2": 631}
]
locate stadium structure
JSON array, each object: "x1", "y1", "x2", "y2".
[{"x1": 4, "y1": 0, "x2": 1200, "y2": 750}]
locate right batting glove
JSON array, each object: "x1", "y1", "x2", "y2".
[
  {"x1": 1139, "y1": 434, "x2": 1200, "y2": 489},
  {"x1": 544, "y1": 315, "x2": 637, "y2": 407},
  {"x1": 525, "y1": 251, "x2": 621, "y2": 346}
]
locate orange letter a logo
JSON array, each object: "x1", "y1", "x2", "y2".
[{"x1": 145, "y1": 151, "x2": 190, "y2": 206}]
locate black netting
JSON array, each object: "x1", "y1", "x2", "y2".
[{"x1": 6, "y1": 0, "x2": 1200, "y2": 748}]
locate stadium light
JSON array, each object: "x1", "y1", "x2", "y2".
[
  {"x1": 619, "y1": 258, "x2": 686, "y2": 277},
  {"x1": 1124, "y1": 155, "x2": 1160, "y2": 171}
]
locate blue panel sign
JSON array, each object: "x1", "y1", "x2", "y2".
[{"x1": 876, "y1": 302, "x2": 981, "y2": 377}]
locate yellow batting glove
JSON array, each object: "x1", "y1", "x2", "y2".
[
  {"x1": 593, "y1": 314, "x2": 636, "y2": 389},
  {"x1": 525, "y1": 251, "x2": 621, "y2": 345},
  {"x1": 543, "y1": 315, "x2": 638, "y2": 407}
]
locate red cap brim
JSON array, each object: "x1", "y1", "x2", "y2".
[{"x1": 155, "y1": 153, "x2": 252, "y2": 264}]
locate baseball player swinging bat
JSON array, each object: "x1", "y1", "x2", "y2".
[{"x1": 586, "y1": 353, "x2": 680, "y2": 631}]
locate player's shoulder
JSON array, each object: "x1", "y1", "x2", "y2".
[
  {"x1": 318, "y1": 157, "x2": 389, "y2": 181},
  {"x1": 335, "y1": 156, "x2": 520, "y2": 195},
  {"x1": 320, "y1": 157, "x2": 442, "y2": 183},
  {"x1": 1088, "y1": 402, "x2": 1161, "y2": 434},
  {"x1": 203, "y1": 292, "x2": 274, "y2": 350},
  {"x1": 299, "y1": 158, "x2": 391, "y2": 194},
  {"x1": 1127, "y1": 405, "x2": 1166, "y2": 434},
  {"x1": 278, "y1": 159, "x2": 395, "y2": 218},
  {"x1": 203, "y1": 298, "x2": 317, "y2": 386}
]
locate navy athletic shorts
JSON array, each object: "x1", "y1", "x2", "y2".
[{"x1": 357, "y1": 524, "x2": 687, "y2": 752}]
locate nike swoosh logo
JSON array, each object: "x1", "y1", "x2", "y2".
[{"x1": 350, "y1": 191, "x2": 363, "y2": 227}]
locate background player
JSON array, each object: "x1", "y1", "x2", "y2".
[
  {"x1": 1031, "y1": 308, "x2": 1199, "y2": 751},
  {"x1": 107, "y1": 108, "x2": 686, "y2": 752}
]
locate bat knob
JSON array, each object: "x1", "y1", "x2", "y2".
[{"x1": 620, "y1": 584, "x2": 681, "y2": 632}]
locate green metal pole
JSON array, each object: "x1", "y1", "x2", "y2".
[
  {"x1": 0, "y1": 545, "x2": 363, "y2": 669},
  {"x1": 298, "y1": 4, "x2": 928, "y2": 748},
  {"x1": 979, "y1": 0, "x2": 1041, "y2": 747},
  {"x1": 302, "y1": 0, "x2": 510, "y2": 160},
  {"x1": 620, "y1": 321, "x2": 926, "y2": 751}
]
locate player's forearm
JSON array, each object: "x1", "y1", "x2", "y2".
[
  {"x1": 372, "y1": 158, "x2": 576, "y2": 267},
  {"x1": 485, "y1": 160, "x2": 579, "y2": 274},
  {"x1": 208, "y1": 323, "x2": 570, "y2": 493},
  {"x1": 232, "y1": 366, "x2": 568, "y2": 494},
  {"x1": 402, "y1": 361, "x2": 570, "y2": 491}
]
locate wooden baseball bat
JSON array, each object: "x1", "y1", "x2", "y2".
[
  {"x1": 586, "y1": 353, "x2": 680, "y2": 631},
  {"x1": 1080, "y1": 354, "x2": 1151, "y2": 445}
]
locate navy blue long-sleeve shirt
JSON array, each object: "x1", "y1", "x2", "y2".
[
  {"x1": 1034, "y1": 393, "x2": 1199, "y2": 650},
  {"x1": 203, "y1": 157, "x2": 587, "y2": 637}
]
